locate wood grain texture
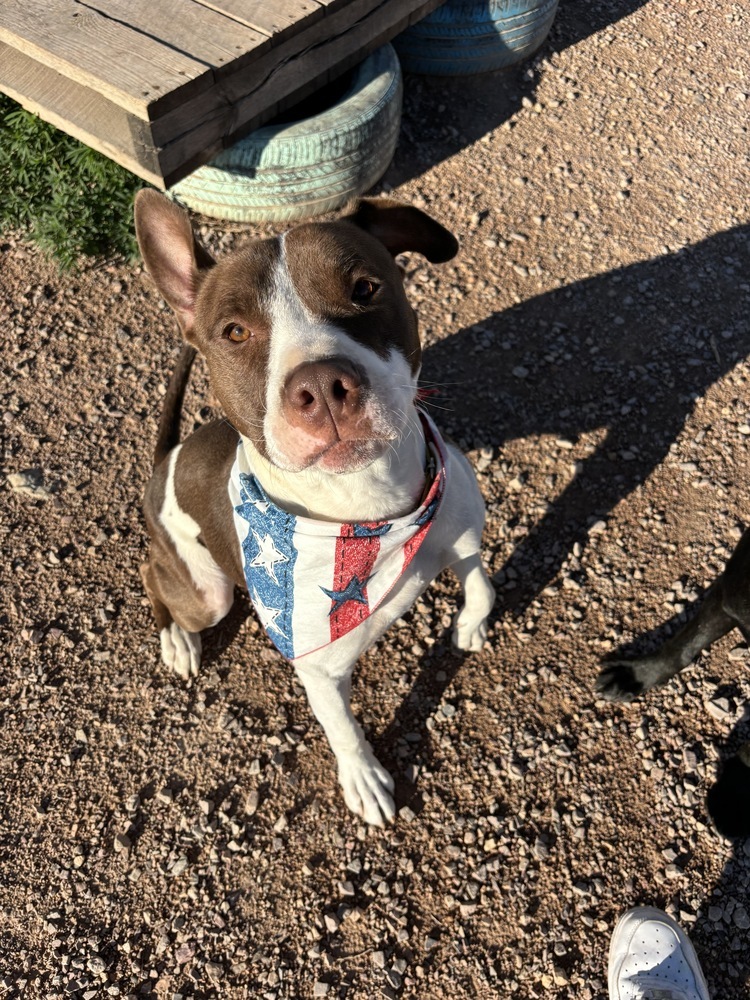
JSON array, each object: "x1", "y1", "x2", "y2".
[
  {"x1": 84, "y1": 0, "x2": 271, "y2": 72},
  {"x1": 0, "y1": 0, "x2": 212, "y2": 116},
  {"x1": 0, "y1": 0, "x2": 447, "y2": 185},
  {"x1": 155, "y1": 0, "x2": 447, "y2": 183},
  {"x1": 193, "y1": 0, "x2": 324, "y2": 41}
]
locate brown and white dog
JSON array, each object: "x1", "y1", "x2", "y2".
[{"x1": 134, "y1": 190, "x2": 495, "y2": 826}]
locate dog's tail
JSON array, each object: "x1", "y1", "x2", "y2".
[{"x1": 153, "y1": 343, "x2": 197, "y2": 469}]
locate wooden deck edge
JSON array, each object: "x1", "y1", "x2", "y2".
[
  {"x1": 0, "y1": 0, "x2": 447, "y2": 189},
  {"x1": 158, "y1": 0, "x2": 447, "y2": 186},
  {"x1": 0, "y1": 42, "x2": 164, "y2": 186}
]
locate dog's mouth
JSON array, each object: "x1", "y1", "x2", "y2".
[{"x1": 308, "y1": 437, "x2": 390, "y2": 474}]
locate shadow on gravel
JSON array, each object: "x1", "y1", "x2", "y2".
[
  {"x1": 423, "y1": 223, "x2": 750, "y2": 618},
  {"x1": 693, "y1": 708, "x2": 750, "y2": 994},
  {"x1": 375, "y1": 223, "x2": 749, "y2": 836},
  {"x1": 390, "y1": 0, "x2": 653, "y2": 188}
]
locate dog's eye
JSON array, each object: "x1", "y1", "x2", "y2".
[
  {"x1": 225, "y1": 323, "x2": 252, "y2": 343},
  {"x1": 352, "y1": 278, "x2": 379, "y2": 303}
]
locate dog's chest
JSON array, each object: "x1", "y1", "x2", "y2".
[{"x1": 229, "y1": 413, "x2": 448, "y2": 661}]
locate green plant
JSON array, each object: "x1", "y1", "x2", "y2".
[{"x1": 0, "y1": 94, "x2": 143, "y2": 269}]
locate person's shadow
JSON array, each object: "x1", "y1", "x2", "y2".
[{"x1": 694, "y1": 712, "x2": 750, "y2": 996}]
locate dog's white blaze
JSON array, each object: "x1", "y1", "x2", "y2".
[
  {"x1": 161, "y1": 446, "x2": 234, "y2": 624},
  {"x1": 263, "y1": 235, "x2": 418, "y2": 470}
]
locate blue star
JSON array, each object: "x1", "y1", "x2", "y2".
[
  {"x1": 321, "y1": 574, "x2": 372, "y2": 615},
  {"x1": 414, "y1": 497, "x2": 439, "y2": 527},
  {"x1": 353, "y1": 522, "x2": 392, "y2": 538}
]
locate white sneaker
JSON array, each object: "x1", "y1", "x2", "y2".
[{"x1": 608, "y1": 906, "x2": 711, "y2": 1000}]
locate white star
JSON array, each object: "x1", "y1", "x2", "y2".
[
  {"x1": 251, "y1": 589, "x2": 285, "y2": 637},
  {"x1": 249, "y1": 530, "x2": 288, "y2": 583},
  {"x1": 249, "y1": 496, "x2": 271, "y2": 514}
]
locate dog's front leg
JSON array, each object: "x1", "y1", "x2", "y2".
[
  {"x1": 451, "y1": 552, "x2": 496, "y2": 652},
  {"x1": 294, "y1": 662, "x2": 395, "y2": 826}
]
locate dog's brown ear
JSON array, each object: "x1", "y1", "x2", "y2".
[
  {"x1": 346, "y1": 198, "x2": 459, "y2": 263},
  {"x1": 134, "y1": 189, "x2": 214, "y2": 335}
]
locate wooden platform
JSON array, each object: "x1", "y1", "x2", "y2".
[{"x1": 0, "y1": 0, "x2": 444, "y2": 189}]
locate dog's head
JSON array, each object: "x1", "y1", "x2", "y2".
[{"x1": 135, "y1": 191, "x2": 457, "y2": 474}]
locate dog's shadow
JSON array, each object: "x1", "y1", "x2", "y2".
[{"x1": 377, "y1": 222, "x2": 750, "y2": 796}]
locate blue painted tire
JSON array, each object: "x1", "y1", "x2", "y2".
[
  {"x1": 394, "y1": 0, "x2": 559, "y2": 75},
  {"x1": 170, "y1": 45, "x2": 402, "y2": 223}
]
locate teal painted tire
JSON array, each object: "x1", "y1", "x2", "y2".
[
  {"x1": 170, "y1": 45, "x2": 402, "y2": 223},
  {"x1": 395, "y1": 0, "x2": 559, "y2": 75}
]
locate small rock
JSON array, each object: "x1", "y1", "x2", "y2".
[
  {"x1": 533, "y1": 837, "x2": 550, "y2": 860},
  {"x1": 175, "y1": 942, "x2": 195, "y2": 964},
  {"x1": 113, "y1": 832, "x2": 131, "y2": 854},
  {"x1": 169, "y1": 856, "x2": 188, "y2": 877},
  {"x1": 553, "y1": 966, "x2": 570, "y2": 986},
  {"x1": 706, "y1": 698, "x2": 732, "y2": 720},
  {"x1": 273, "y1": 813, "x2": 288, "y2": 833},
  {"x1": 205, "y1": 963, "x2": 222, "y2": 982},
  {"x1": 386, "y1": 969, "x2": 402, "y2": 989},
  {"x1": 7, "y1": 469, "x2": 54, "y2": 499}
]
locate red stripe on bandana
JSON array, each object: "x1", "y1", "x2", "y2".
[
  {"x1": 329, "y1": 524, "x2": 382, "y2": 642},
  {"x1": 402, "y1": 519, "x2": 430, "y2": 570},
  {"x1": 402, "y1": 463, "x2": 446, "y2": 571}
]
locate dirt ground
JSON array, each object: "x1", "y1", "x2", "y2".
[{"x1": 2, "y1": 0, "x2": 750, "y2": 997}]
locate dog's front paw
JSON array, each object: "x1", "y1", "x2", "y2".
[
  {"x1": 451, "y1": 579, "x2": 494, "y2": 652},
  {"x1": 338, "y1": 748, "x2": 395, "y2": 827},
  {"x1": 596, "y1": 654, "x2": 675, "y2": 702},
  {"x1": 160, "y1": 623, "x2": 201, "y2": 680},
  {"x1": 596, "y1": 661, "x2": 644, "y2": 702},
  {"x1": 452, "y1": 613, "x2": 489, "y2": 652}
]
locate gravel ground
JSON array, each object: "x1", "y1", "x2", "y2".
[{"x1": 2, "y1": 0, "x2": 750, "y2": 997}]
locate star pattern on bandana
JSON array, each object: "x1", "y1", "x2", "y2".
[
  {"x1": 251, "y1": 588, "x2": 285, "y2": 637},
  {"x1": 236, "y1": 473, "x2": 271, "y2": 517},
  {"x1": 248, "y1": 529, "x2": 288, "y2": 584},
  {"x1": 413, "y1": 495, "x2": 439, "y2": 527},
  {"x1": 353, "y1": 522, "x2": 392, "y2": 538},
  {"x1": 320, "y1": 573, "x2": 372, "y2": 615}
]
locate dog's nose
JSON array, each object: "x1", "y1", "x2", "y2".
[{"x1": 283, "y1": 358, "x2": 366, "y2": 427}]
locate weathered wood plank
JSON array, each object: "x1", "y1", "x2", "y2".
[
  {"x1": 0, "y1": 0, "x2": 210, "y2": 117},
  {"x1": 0, "y1": 41, "x2": 164, "y2": 185},
  {"x1": 0, "y1": 0, "x2": 447, "y2": 186},
  {"x1": 155, "y1": 0, "x2": 447, "y2": 186},
  {"x1": 84, "y1": 0, "x2": 271, "y2": 73},
  {"x1": 194, "y1": 0, "x2": 324, "y2": 42}
]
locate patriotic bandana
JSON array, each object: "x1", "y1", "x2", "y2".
[{"x1": 229, "y1": 411, "x2": 448, "y2": 661}]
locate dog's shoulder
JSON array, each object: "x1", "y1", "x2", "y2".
[{"x1": 173, "y1": 421, "x2": 243, "y2": 584}]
